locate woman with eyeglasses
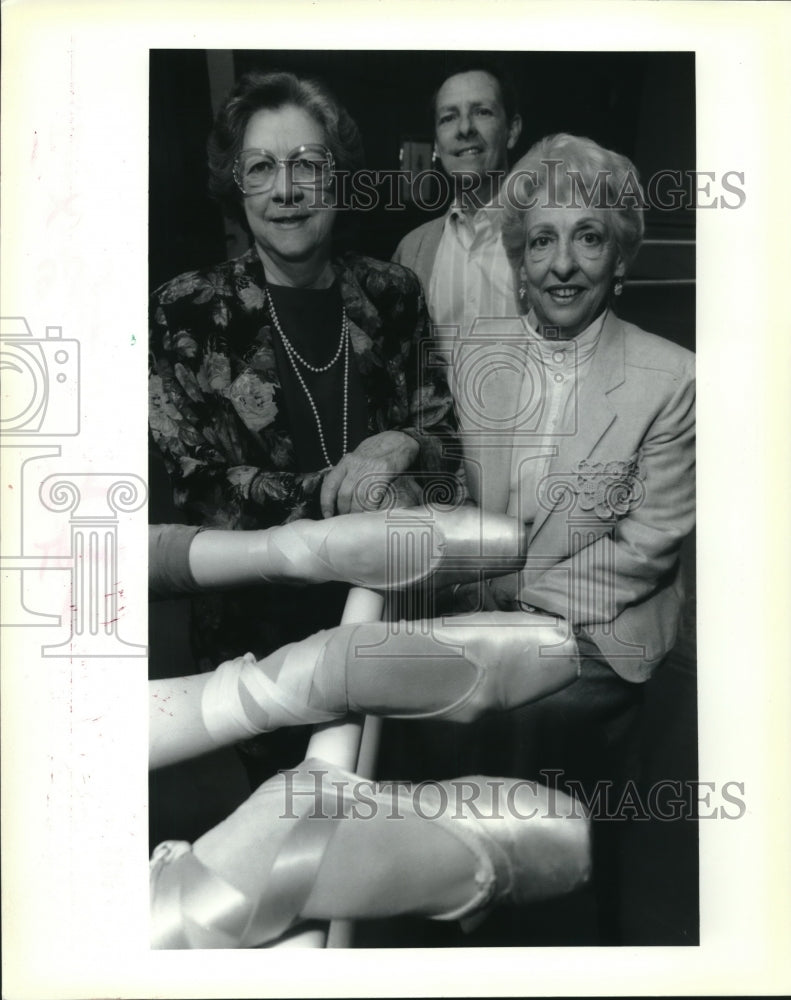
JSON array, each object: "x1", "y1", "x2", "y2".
[
  {"x1": 148, "y1": 72, "x2": 457, "y2": 765},
  {"x1": 145, "y1": 75, "x2": 595, "y2": 948}
]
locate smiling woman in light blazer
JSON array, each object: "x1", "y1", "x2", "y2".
[
  {"x1": 447, "y1": 132, "x2": 695, "y2": 715},
  {"x1": 374, "y1": 132, "x2": 695, "y2": 948}
]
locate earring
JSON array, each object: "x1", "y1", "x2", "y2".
[
  {"x1": 613, "y1": 277, "x2": 624, "y2": 297},
  {"x1": 431, "y1": 149, "x2": 439, "y2": 167}
]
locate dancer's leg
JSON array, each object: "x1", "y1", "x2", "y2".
[
  {"x1": 187, "y1": 507, "x2": 526, "y2": 591},
  {"x1": 151, "y1": 757, "x2": 591, "y2": 948},
  {"x1": 151, "y1": 613, "x2": 579, "y2": 768},
  {"x1": 216, "y1": 612, "x2": 580, "y2": 735}
]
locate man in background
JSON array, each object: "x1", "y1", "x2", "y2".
[{"x1": 393, "y1": 65, "x2": 523, "y2": 333}]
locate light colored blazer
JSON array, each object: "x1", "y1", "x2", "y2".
[
  {"x1": 392, "y1": 217, "x2": 445, "y2": 294},
  {"x1": 448, "y1": 310, "x2": 696, "y2": 682}
]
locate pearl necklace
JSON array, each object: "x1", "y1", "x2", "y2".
[{"x1": 266, "y1": 288, "x2": 349, "y2": 470}]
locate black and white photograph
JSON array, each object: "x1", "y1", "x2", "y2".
[
  {"x1": 2, "y1": 2, "x2": 790, "y2": 997},
  {"x1": 148, "y1": 48, "x2": 698, "y2": 951}
]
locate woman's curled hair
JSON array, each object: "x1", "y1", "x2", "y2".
[
  {"x1": 501, "y1": 133, "x2": 646, "y2": 273},
  {"x1": 207, "y1": 70, "x2": 365, "y2": 223}
]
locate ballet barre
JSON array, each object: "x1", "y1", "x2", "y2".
[
  {"x1": 269, "y1": 585, "x2": 385, "y2": 949},
  {"x1": 264, "y1": 506, "x2": 528, "y2": 949}
]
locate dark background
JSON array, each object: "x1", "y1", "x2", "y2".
[
  {"x1": 148, "y1": 49, "x2": 698, "y2": 947},
  {"x1": 149, "y1": 49, "x2": 695, "y2": 352}
]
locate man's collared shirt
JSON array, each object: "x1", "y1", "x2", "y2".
[{"x1": 428, "y1": 203, "x2": 518, "y2": 338}]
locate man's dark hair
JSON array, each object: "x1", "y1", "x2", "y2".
[{"x1": 429, "y1": 61, "x2": 520, "y2": 126}]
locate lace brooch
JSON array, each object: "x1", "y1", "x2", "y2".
[{"x1": 574, "y1": 456, "x2": 644, "y2": 520}]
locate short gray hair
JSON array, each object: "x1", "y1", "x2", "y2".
[{"x1": 501, "y1": 133, "x2": 645, "y2": 273}]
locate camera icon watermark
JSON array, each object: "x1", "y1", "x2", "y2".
[
  {"x1": 0, "y1": 317, "x2": 80, "y2": 436},
  {"x1": 1, "y1": 315, "x2": 146, "y2": 655},
  {"x1": 418, "y1": 316, "x2": 582, "y2": 443}
]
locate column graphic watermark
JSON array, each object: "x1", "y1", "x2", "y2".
[{"x1": 1, "y1": 316, "x2": 147, "y2": 656}]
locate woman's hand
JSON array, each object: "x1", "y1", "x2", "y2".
[{"x1": 320, "y1": 430, "x2": 420, "y2": 517}]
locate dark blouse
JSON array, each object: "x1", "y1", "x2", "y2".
[{"x1": 267, "y1": 281, "x2": 368, "y2": 472}]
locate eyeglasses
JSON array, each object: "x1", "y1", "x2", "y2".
[{"x1": 233, "y1": 144, "x2": 335, "y2": 195}]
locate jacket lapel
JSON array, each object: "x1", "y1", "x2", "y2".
[
  {"x1": 333, "y1": 262, "x2": 388, "y2": 425},
  {"x1": 421, "y1": 217, "x2": 445, "y2": 290},
  {"x1": 453, "y1": 317, "x2": 526, "y2": 514}
]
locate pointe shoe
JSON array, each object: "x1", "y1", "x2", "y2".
[
  {"x1": 339, "y1": 611, "x2": 580, "y2": 723},
  {"x1": 200, "y1": 612, "x2": 580, "y2": 742},
  {"x1": 430, "y1": 773, "x2": 593, "y2": 920},
  {"x1": 150, "y1": 757, "x2": 591, "y2": 948},
  {"x1": 245, "y1": 506, "x2": 527, "y2": 590}
]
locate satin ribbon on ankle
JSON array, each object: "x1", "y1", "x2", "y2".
[
  {"x1": 201, "y1": 634, "x2": 342, "y2": 744},
  {"x1": 250, "y1": 517, "x2": 438, "y2": 590},
  {"x1": 151, "y1": 763, "x2": 354, "y2": 948},
  {"x1": 150, "y1": 759, "x2": 505, "y2": 948},
  {"x1": 151, "y1": 840, "x2": 252, "y2": 948},
  {"x1": 201, "y1": 612, "x2": 580, "y2": 744},
  {"x1": 151, "y1": 762, "x2": 387, "y2": 948},
  {"x1": 150, "y1": 815, "x2": 343, "y2": 948},
  {"x1": 250, "y1": 507, "x2": 528, "y2": 591},
  {"x1": 249, "y1": 526, "x2": 341, "y2": 586}
]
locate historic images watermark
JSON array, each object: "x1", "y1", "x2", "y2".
[
  {"x1": 294, "y1": 164, "x2": 746, "y2": 213},
  {"x1": 279, "y1": 765, "x2": 746, "y2": 822}
]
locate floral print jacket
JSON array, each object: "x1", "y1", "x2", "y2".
[{"x1": 149, "y1": 248, "x2": 458, "y2": 532}]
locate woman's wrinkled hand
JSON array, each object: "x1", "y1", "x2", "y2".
[{"x1": 320, "y1": 430, "x2": 420, "y2": 517}]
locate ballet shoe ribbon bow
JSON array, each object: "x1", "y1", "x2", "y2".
[
  {"x1": 150, "y1": 807, "x2": 346, "y2": 948},
  {"x1": 150, "y1": 841, "x2": 253, "y2": 949}
]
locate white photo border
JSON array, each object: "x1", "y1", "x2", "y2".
[{"x1": 2, "y1": 1, "x2": 790, "y2": 997}]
